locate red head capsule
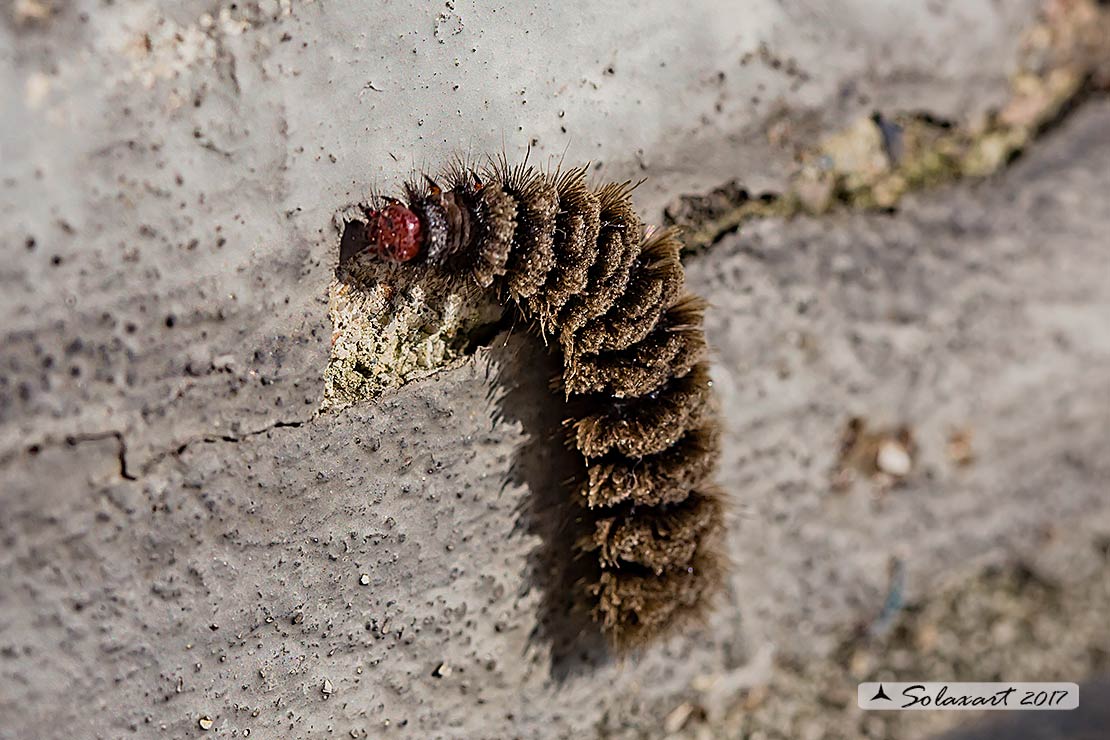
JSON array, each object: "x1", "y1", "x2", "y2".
[{"x1": 366, "y1": 202, "x2": 423, "y2": 262}]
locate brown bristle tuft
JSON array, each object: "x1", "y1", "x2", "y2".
[
  {"x1": 571, "y1": 363, "x2": 713, "y2": 459},
  {"x1": 468, "y1": 182, "x2": 517, "y2": 288},
  {"x1": 581, "y1": 490, "x2": 722, "y2": 574},
  {"x1": 569, "y1": 230, "x2": 684, "y2": 357},
  {"x1": 564, "y1": 294, "x2": 708, "y2": 399},
  {"x1": 529, "y1": 168, "x2": 601, "y2": 330},
  {"x1": 588, "y1": 537, "x2": 726, "y2": 650},
  {"x1": 579, "y1": 423, "x2": 720, "y2": 508}
]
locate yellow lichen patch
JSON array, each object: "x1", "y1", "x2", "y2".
[
  {"x1": 819, "y1": 116, "x2": 892, "y2": 197},
  {"x1": 672, "y1": 0, "x2": 1110, "y2": 249},
  {"x1": 810, "y1": 0, "x2": 1107, "y2": 207},
  {"x1": 321, "y1": 254, "x2": 503, "y2": 412}
]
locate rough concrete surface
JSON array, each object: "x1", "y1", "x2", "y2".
[{"x1": 3, "y1": 1, "x2": 1109, "y2": 739}]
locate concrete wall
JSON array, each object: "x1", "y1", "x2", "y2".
[{"x1": 3, "y1": 1, "x2": 1109, "y2": 738}]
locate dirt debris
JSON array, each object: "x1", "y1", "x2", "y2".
[
  {"x1": 666, "y1": 0, "x2": 1110, "y2": 250},
  {"x1": 672, "y1": 551, "x2": 1110, "y2": 739}
]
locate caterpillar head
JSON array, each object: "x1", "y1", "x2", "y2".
[{"x1": 365, "y1": 201, "x2": 423, "y2": 263}]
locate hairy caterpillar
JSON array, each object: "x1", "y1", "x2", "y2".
[{"x1": 352, "y1": 158, "x2": 725, "y2": 648}]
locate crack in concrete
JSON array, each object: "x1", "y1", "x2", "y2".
[
  {"x1": 667, "y1": 0, "x2": 1110, "y2": 251},
  {"x1": 136, "y1": 414, "x2": 317, "y2": 479},
  {"x1": 670, "y1": 83, "x2": 1110, "y2": 252},
  {"x1": 10, "y1": 413, "x2": 317, "y2": 484}
]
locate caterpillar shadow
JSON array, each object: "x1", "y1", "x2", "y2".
[{"x1": 485, "y1": 328, "x2": 613, "y2": 682}]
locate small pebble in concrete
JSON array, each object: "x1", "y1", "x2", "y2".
[
  {"x1": 947, "y1": 427, "x2": 975, "y2": 466},
  {"x1": 664, "y1": 702, "x2": 695, "y2": 733},
  {"x1": 877, "y1": 439, "x2": 912, "y2": 477},
  {"x1": 198, "y1": 716, "x2": 214, "y2": 731}
]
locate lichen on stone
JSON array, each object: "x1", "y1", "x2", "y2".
[
  {"x1": 321, "y1": 239, "x2": 503, "y2": 413},
  {"x1": 668, "y1": 0, "x2": 1110, "y2": 248}
]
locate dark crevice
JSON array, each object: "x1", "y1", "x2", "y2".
[
  {"x1": 871, "y1": 111, "x2": 903, "y2": 164},
  {"x1": 1030, "y1": 73, "x2": 1098, "y2": 139},
  {"x1": 669, "y1": 83, "x2": 1110, "y2": 255},
  {"x1": 456, "y1": 309, "x2": 513, "y2": 355},
  {"x1": 352, "y1": 359, "x2": 375, "y2": 379},
  {"x1": 58, "y1": 430, "x2": 137, "y2": 481},
  {"x1": 338, "y1": 213, "x2": 370, "y2": 267},
  {"x1": 170, "y1": 417, "x2": 314, "y2": 459},
  {"x1": 664, "y1": 181, "x2": 782, "y2": 251},
  {"x1": 904, "y1": 110, "x2": 956, "y2": 129},
  {"x1": 12, "y1": 415, "x2": 314, "y2": 485}
]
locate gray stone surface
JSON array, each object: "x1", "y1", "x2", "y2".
[
  {"x1": 936, "y1": 679, "x2": 1110, "y2": 740},
  {"x1": 1, "y1": 0, "x2": 1035, "y2": 463},
  {"x1": 3, "y1": 1, "x2": 1110, "y2": 739}
]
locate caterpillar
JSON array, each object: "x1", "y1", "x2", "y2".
[{"x1": 351, "y1": 158, "x2": 726, "y2": 649}]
